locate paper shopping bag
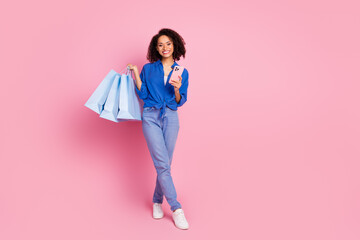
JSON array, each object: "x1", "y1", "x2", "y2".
[
  {"x1": 117, "y1": 69, "x2": 142, "y2": 121},
  {"x1": 99, "y1": 74, "x2": 121, "y2": 122},
  {"x1": 127, "y1": 71, "x2": 142, "y2": 120},
  {"x1": 84, "y1": 70, "x2": 117, "y2": 114}
]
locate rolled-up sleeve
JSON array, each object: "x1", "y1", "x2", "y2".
[
  {"x1": 177, "y1": 68, "x2": 189, "y2": 107},
  {"x1": 135, "y1": 65, "x2": 149, "y2": 100}
]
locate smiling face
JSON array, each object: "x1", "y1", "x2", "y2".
[{"x1": 156, "y1": 35, "x2": 174, "y2": 59}]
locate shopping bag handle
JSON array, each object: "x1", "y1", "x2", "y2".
[
  {"x1": 120, "y1": 66, "x2": 131, "y2": 75},
  {"x1": 119, "y1": 66, "x2": 135, "y2": 80}
]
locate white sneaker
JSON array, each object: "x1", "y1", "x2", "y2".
[
  {"x1": 153, "y1": 203, "x2": 164, "y2": 219},
  {"x1": 172, "y1": 208, "x2": 189, "y2": 230}
]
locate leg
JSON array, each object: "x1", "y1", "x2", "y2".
[
  {"x1": 153, "y1": 175, "x2": 164, "y2": 204},
  {"x1": 142, "y1": 109, "x2": 182, "y2": 211},
  {"x1": 162, "y1": 107, "x2": 180, "y2": 167},
  {"x1": 153, "y1": 108, "x2": 181, "y2": 204}
]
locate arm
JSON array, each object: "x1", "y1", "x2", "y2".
[
  {"x1": 133, "y1": 67, "x2": 142, "y2": 91},
  {"x1": 132, "y1": 65, "x2": 149, "y2": 100},
  {"x1": 175, "y1": 89, "x2": 181, "y2": 103},
  {"x1": 170, "y1": 68, "x2": 189, "y2": 107}
]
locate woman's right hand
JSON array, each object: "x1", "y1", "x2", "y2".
[
  {"x1": 127, "y1": 63, "x2": 138, "y2": 72},
  {"x1": 127, "y1": 63, "x2": 141, "y2": 90}
]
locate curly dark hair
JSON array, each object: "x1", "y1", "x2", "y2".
[{"x1": 146, "y1": 28, "x2": 186, "y2": 63}]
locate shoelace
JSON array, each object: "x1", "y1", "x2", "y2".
[
  {"x1": 174, "y1": 211, "x2": 185, "y2": 218},
  {"x1": 154, "y1": 204, "x2": 162, "y2": 210}
]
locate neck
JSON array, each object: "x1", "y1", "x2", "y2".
[{"x1": 161, "y1": 56, "x2": 174, "y2": 66}]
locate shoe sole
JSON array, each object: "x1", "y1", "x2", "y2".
[
  {"x1": 172, "y1": 217, "x2": 189, "y2": 229},
  {"x1": 174, "y1": 224, "x2": 189, "y2": 230}
]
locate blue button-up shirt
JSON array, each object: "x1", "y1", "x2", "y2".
[{"x1": 135, "y1": 59, "x2": 189, "y2": 118}]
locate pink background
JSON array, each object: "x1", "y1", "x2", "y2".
[{"x1": 1, "y1": 0, "x2": 359, "y2": 239}]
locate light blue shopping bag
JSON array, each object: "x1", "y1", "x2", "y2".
[
  {"x1": 84, "y1": 69, "x2": 118, "y2": 114},
  {"x1": 117, "y1": 68, "x2": 142, "y2": 121},
  {"x1": 99, "y1": 74, "x2": 121, "y2": 122}
]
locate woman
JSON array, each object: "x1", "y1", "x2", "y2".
[{"x1": 127, "y1": 28, "x2": 189, "y2": 230}]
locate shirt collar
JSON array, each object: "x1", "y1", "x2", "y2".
[{"x1": 156, "y1": 59, "x2": 179, "y2": 68}]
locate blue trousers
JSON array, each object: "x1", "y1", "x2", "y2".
[{"x1": 142, "y1": 106, "x2": 182, "y2": 211}]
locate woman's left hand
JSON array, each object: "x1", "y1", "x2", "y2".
[{"x1": 170, "y1": 75, "x2": 182, "y2": 91}]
